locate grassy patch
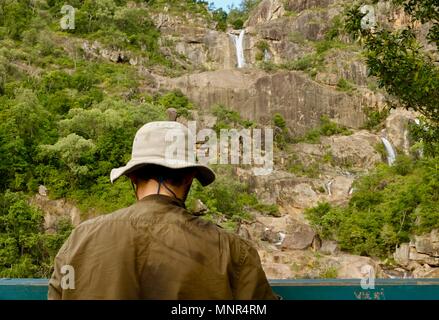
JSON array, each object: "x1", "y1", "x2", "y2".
[{"x1": 336, "y1": 78, "x2": 356, "y2": 92}]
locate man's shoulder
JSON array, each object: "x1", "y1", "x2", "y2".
[
  {"x1": 72, "y1": 204, "x2": 137, "y2": 237},
  {"x1": 187, "y1": 216, "x2": 254, "y2": 251}
]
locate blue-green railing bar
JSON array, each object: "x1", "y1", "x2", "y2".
[{"x1": 1, "y1": 278, "x2": 439, "y2": 300}]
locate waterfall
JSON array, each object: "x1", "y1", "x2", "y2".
[
  {"x1": 263, "y1": 48, "x2": 271, "y2": 62},
  {"x1": 381, "y1": 137, "x2": 396, "y2": 165},
  {"x1": 414, "y1": 118, "x2": 424, "y2": 158},
  {"x1": 229, "y1": 29, "x2": 246, "y2": 68},
  {"x1": 325, "y1": 179, "x2": 334, "y2": 196},
  {"x1": 275, "y1": 232, "x2": 286, "y2": 246}
]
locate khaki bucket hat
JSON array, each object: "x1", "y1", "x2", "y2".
[{"x1": 110, "y1": 121, "x2": 215, "y2": 186}]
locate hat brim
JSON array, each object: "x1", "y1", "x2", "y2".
[{"x1": 110, "y1": 158, "x2": 216, "y2": 187}]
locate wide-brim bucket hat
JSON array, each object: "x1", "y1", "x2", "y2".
[{"x1": 110, "y1": 121, "x2": 215, "y2": 186}]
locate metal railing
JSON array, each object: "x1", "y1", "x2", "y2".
[{"x1": 1, "y1": 278, "x2": 439, "y2": 300}]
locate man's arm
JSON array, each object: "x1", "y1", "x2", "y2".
[
  {"x1": 48, "y1": 251, "x2": 65, "y2": 299},
  {"x1": 233, "y1": 241, "x2": 278, "y2": 300},
  {"x1": 48, "y1": 235, "x2": 71, "y2": 300},
  {"x1": 47, "y1": 219, "x2": 140, "y2": 299}
]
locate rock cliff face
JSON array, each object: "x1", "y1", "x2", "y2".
[
  {"x1": 149, "y1": 0, "x2": 391, "y2": 136},
  {"x1": 159, "y1": 69, "x2": 384, "y2": 135},
  {"x1": 30, "y1": 194, "x2": 81, "y2": 232}
]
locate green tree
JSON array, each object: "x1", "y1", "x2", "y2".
[
  {"x1": 0, "y1": 191, "x2": 72, "y2": 277},
  {"x1": 345, "y1": 1, "x2": 439, "y2": 125},
  {"x1": 211, "y1": 7, "x2": 228, "y2": 31},
  {"x1": 0, "y1": 0, "x2": 33, "y2": 40}
]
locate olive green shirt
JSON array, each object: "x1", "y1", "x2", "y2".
[{"x1": 48, "y1": 194, "x2": 276, "y2": 300}]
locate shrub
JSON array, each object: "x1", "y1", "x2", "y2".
[
  {"x1": 393, "y1": 155, "x2": 414, "y2": 176},
  {"x1": 294, "y1": 115, "x2": 352, "y2": 144},
  {"x1": 273, "y1": 113, "x2": 290, "y2": 149},
  {"x1": 255, "y1": 40, "x2": 270, "y2": 61},
  {"x1": 362, "y1": 107, "x2": 389, "y2": 130},
  {"x1": 336, "y1": 78, "x2": 355, "y2": 92},
  {"x1": 273, "y1": 113, "x2": 286, "y2": 129},
  {"x1": 212, "y1": 104, "x2": 255, "y2": 133},
  {"x1": 156, "y1": 90, "x2": 193, "y2": 118},
  {"x1": 320, "y1": 115, "x2": 351, "y2": 136},
  {"x1": 283, "y1": 54, "x2": 322, "y2": 74},
  {"x1": 231, "y1": 18, "x2": 244, "y2": 29}
]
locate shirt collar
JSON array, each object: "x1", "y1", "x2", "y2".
[{"x1": 138, "y1": 194, "x2": 186, "y2": 209}]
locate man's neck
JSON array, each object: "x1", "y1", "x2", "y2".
[{"x1": 136, "y1": 179, "x2": 184, "y2": 201}]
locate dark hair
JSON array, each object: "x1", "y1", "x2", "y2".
[{"x1": 130, "y1": 164, "x2": 195, "y2": 186}]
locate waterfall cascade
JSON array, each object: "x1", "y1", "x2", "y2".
[
  {"x1": 381, "y1": 137, "x2": 397, "y2": 165},
  {"x1": 325, "y1": 179, "x2": 334, "y2": 196},
  {"x1": 414, "y1": 118, "x2": 424, "y2": 158},
  {"x1": 275, "y1": 232, "x2": 286, "y2": 246},
  {"x1": 229, "y1": 29, "x2": 246, "y2": 68},
  {"x1": 263, "y1": 48, "x2": 271, "y2": 62}
]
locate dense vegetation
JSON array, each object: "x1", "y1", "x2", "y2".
[
  {"x1": 0, "y1": 0, "x2": 167, "y2": 275},
  {"x1": 305, "y1": 0, "x2": 439, "y2": 259},
  {"x1": 306, "y1": 155, "x2": 439, "y2": 258},
  {"x1": 0, "y1": 0, "x2": 275, "y2": 277},
  {"x1": 0, "y1": 191, "x2": 72, "y2": 277}
]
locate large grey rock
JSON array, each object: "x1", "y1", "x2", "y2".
[
  {"x1": 320, "y1": 240, "x2": 339, "y2": 255},
  {"x1": 394, "y1": 243, "x2": 410, "y2": 267},
  {"x1": 245, "y1": 0, "x2": 285, "y2": 27},
  {"x1": 284, "y1": 0, "x2": 337, "y2": 12},
  {"x1": 38, "y1": 185, "x2": 48, "y2": 197},
  {"x1": 290, "y1": 183, "x2": 319, "y2": 208},
  {"x1": 414, "y1": 229, "x2": 439, "y2": 257},
  {"x1": 329, "y1": 176, "x2": 355, "y2": 199},
  {"x1": 237, "y1": 221, "x2": 267, "y2": 242},
  {"x1": 30, "y1": 194, "x2": 82, "y2": 231},
  {"x1": 262, "y1": 229, "x2": 284, "y2": 244},
  {"x1": 412, "y1": 264, "x2": 439, "y2": 278},
  {"x1": 281, "y1": 221, "x2": 316, "y2": 250},
  {"x1": 321, "y1": 131, "x2": 383, "y2": 169},
  {"x1": 82, "y1": 40, "x2": 132, "y2": 64},
  {"x1": 332, "y1": 254, "x2": 382, "y2": 279},
  {"x1": 171, "y1": 29, "x2": 237, "y2": 70},
  {"x1": 237, "y1": 168, "x2": 317, "y2": 205},
  {"x1": 393, "y1": 230, "x2": 439, "y2": 269},
  {"x1": 254, "y1": 215, "x2": 316, "y2": 249},
  {"x1": 385, "y1": 109, "x2": 418, "y2": 154},
  {"x1": 262, "y1": 262, "x2": 294, "y2": 279},
  {"x1": 320, "y1": 50, "x2": 370, "y2": 86},
  {"x1": 192, "y1": 199, "x2": 208, "y2": 214},
  {"x1": 409, "y1": 247, "x2": 439, "y2": 266}
]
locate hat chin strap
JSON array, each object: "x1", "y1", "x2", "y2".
[
  {"x1": 156, "y1": 177, "x2": 183, "y2": 202},
  {"x1": 131, "y1": 180, "x2": 138, "y2": 201}
]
